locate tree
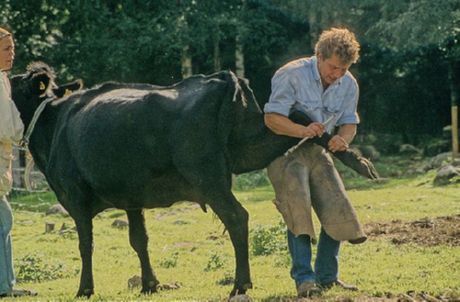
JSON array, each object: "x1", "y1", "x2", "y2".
[{"x1": 366, "y1": 0, "x2": 460, "y2": 155}]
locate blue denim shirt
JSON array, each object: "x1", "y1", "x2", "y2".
[{"x1": 264, "y1": 56, "x2": 359, "y2": 133}]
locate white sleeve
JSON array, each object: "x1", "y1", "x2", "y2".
[
  {"x1": 263, "y1": 69, "x2": 297, "y2": 117},
  {"x1": 0, "y1": 73, "x2": 24, "y2": 143}
]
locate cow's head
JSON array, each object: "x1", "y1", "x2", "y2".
[
  {"x1": 11, "y1": 61, "x2": 84, "y2": 125},
  {"x1": 10, "y1": 61, "x2": 57, "y2": 124}
]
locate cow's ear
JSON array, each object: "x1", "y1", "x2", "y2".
[
  {"x1": 30, "y1": 73, "x2": 51, "y2": 96},
  {"x1": 53, "y1": 79, "x2": 84, "y2": 98}
]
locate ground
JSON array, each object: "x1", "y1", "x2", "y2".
[
  {"x1": 5, "y1": 155, "x2": 460, "y2": 301},
  {"x1": 365, "y1": 215, "x2": 460, "y2": 247}
]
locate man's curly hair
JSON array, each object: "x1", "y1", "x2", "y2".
[{"x1": 315, "y1": 28, "x2": 360, "y2": 65}]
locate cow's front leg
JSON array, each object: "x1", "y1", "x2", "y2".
[
  {"x1": 208, "y1": 192, "x2": 252, "y2": 297},
  {"x1": 74, "y1": 213, "x2": 94, "y2": 298},
  {"x1": 127, "y1": 209, "x2": 160, "y2": 294}
]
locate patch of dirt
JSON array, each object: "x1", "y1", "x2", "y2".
[
  {"x1": 263, "y1": 290, "x2": 459, "y2": 301},
  {"x1": 364, "y1": 215, "x2": 460, "y2": 247}
]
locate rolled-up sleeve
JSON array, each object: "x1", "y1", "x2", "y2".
[
  {"x1": 264, "y1": 69, "x2": 296, "y2": 117},
  {"x1": 337, "y1": 81, "x2": 360, "y2": 125}
]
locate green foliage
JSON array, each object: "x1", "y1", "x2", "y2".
[
  {"x1": 234, "y1": 170, "x2": 270, "y2": 191},
  {"x1": 204, "y1": 252, "x2": 225, "y2": 272},
  {"x1": 159, "y1": 251, "x2": 179, "y2": 268},
  {"x1": 250, "y1": 220, "x2": 287, "y2": 256},
  {"x1": 366, "y1": 0, "x2": 459, "y2": 58},
  {"x1": 16, "y1": 253, "x2": 77, "y2": 282},
  {"x1": 1, "y1": 0, "x2": 457, "y2": 136},
  {"x1": 9, "y1": 192, "x2": 57, "y2": 212}
]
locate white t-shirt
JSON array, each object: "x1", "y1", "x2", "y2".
[{"x1": 0, "y1": 71, "x2": 24, "y2": 143}]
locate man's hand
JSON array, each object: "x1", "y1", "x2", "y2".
[
  {"x1": 328, "y1": 134, "x2": 349, "y2": 152},
  {"x1": 265, "y1": 113, "x2": 326, "y2": 139},
  {"x1": 300, "y1": 122, "x2": 325, "y2": 138}
]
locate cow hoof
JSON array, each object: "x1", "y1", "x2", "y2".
[
  {"x1": 140, "y1": 287, "x2": 157, "y2": 295},
  {"x1": 76, "y1": 288, "x2": 94, "y2": 298},
  {"x1": 228, "y1": 294, "x2": 252, "y2": 302},
  {"x1": 229, "y1": 281, "x2": 252, "y2": 298},
  {"x1": 140, "y1": 279, "x2": 160, "y2": 294},
  {"x1": 141, "y1": 282, "x2": 159, "y2": 295}
]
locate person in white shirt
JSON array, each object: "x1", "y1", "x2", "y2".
[{"x1": 0, "y1": 26, "x2": 36, "y2": 298}]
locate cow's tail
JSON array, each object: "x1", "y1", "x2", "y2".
[{"x1": 217, "y1": 71, "x2": 240, "y2": 171}]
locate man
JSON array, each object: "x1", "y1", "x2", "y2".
[
  {"x1": 264, "y1": 27, "x2": 366, "y2": 297},
  {"x1": 0, "y1": 26, "x2": 36, "y2": 298}
]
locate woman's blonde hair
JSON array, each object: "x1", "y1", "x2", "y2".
[
  {"x1": 0, "y1": 27, "x2": 11, "y2": 40},
  {"x1": 314, "y1": 28, "x2": 360, "y2": 65}
]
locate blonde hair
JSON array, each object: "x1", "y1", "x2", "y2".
[
  {"x1": 314, "y1": 28, "x2": 360, "y2": 64},
  {"x1": 0, "y1": 27, "x2": 11, "y2": 40}
]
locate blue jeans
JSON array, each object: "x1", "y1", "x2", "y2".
[
  {"x1": 0, "y1": 195, "x2": 15, "y2": 294},
  {"x1": 287, "y1": 228, "x2": 339, "y2": 286}
]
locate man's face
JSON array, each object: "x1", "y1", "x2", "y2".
[
  {"x1": 0, "y1": 36, "x2": 15, "y2": 71},
  {"x1": 317, "y1": 54, "x2": 351, "y2": 86}
]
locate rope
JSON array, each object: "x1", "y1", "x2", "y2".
[{"x1": 20, "y1": 97, "x2": 55, "y2": 147}]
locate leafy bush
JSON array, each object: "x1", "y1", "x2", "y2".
[
  {"x1": 234, "y1": 170, "x2": 270, "y2": 191},
  {"x1": 250, "y1": 220, "x2": 287, "y2": 256},
  {"x1": 9, "y1": 192, "x2": 57, "y2": 212},
  {"x1": 204, "y1": 253, "x2": 225, "y2": 271},
  {"x1": 16, "y1": 253, "x2": 77, "y2": 282},
  {"x1": 159, "y1": 252, "x2": 178, "y2": 268},
  {"x1": 423, "y1": 138, "x2": 450, "y2": 156}
]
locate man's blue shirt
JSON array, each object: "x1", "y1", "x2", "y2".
[{"x1": 264, "y1": 56, "x2": 359, "y2": 133}]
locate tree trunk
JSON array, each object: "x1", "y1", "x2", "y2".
[
  {"x1": 235, "y1": 34, "x2": 245, "y2": 77},
  {"x1": 181, "y1": 45, "x2": 192, "y2": 79},
  {"x1": 213, "y1": 34, "x2": 221, "y2": 72},
  {"x1": 449, "y1": 60, "x2": 460, "y2": 158}
]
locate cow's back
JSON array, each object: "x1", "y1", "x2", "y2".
[{"x1": 49, "y1": 75, "x2": 231, "y2": 206}]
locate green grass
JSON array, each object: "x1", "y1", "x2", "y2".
[{"x1": 4, "y1": 168, "x2": 460, "y2": 301}]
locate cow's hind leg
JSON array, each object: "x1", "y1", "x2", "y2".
[
  {"x1": 74, "y1": 212, "x2": 95, "y2": 298},
  {"x1": 208, "y1": 192, "x2": 252, "y2": 297},
  {"x1": 126, "y1": 209, "x2": 160, "y2": 294}
]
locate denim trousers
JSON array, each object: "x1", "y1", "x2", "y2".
[
  {"x1": 287, "y1": 227, "x2": 339, "y2": 286},
  {"x1": 0, "y1": 195, "x2": 14, "y2": 294}
]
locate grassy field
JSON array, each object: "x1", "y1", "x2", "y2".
[{"x1": 4, "y1": 163, "x2": 460, "y2": 301}]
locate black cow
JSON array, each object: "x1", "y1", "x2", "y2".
[{"x1": 11, "y1": 62, "x2": 378, "y2": 298}]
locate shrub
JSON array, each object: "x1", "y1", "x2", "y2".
[
  {"x1": 159, "y1": 251, "x2": 178, "y2": 268},
  {"x1": 234, "y1": 170, "x2": 269, "y2": 191},
  {"x1": 16, "y1": 253, "x2": 77, "y2": 282},
  {"x1": 204, "y1": 253, "x2": 225, "y2": 271},
  {"x1": 250, "y1": 220, "x2": 287, "y2": 256}
]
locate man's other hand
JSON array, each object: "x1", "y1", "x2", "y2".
[{"x1": 328, "y1": 134, "x2": 349, "y2": 152}]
